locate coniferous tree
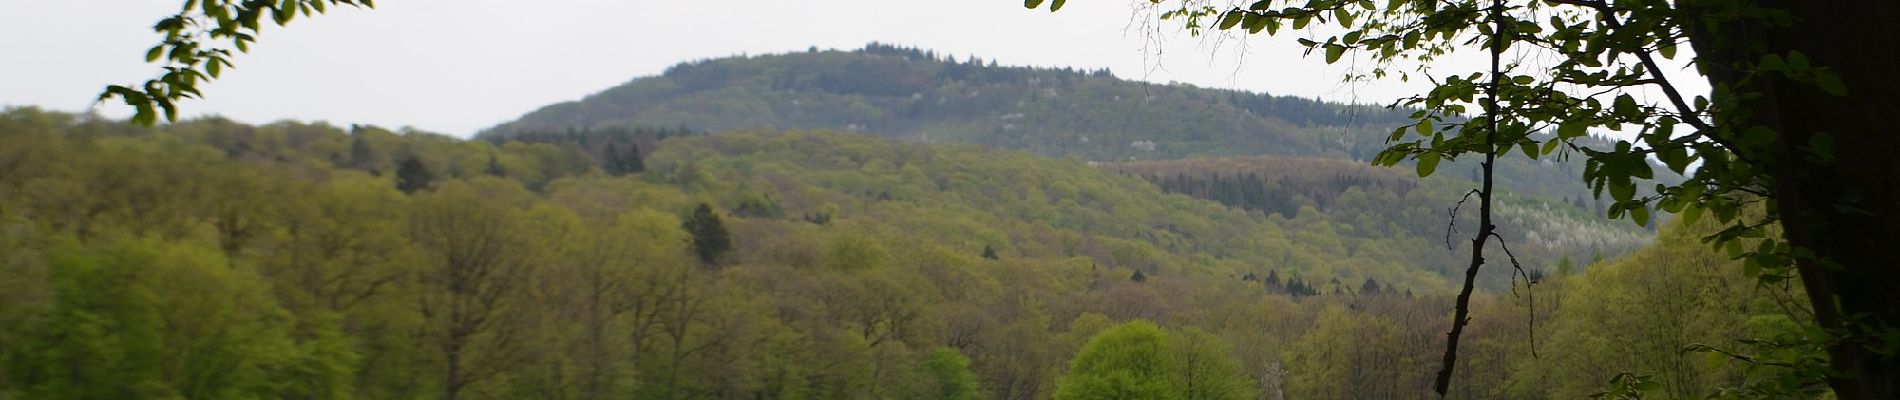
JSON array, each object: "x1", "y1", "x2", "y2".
[
  {"x1": 981, "y1": 244, "x2": 998, "y2": 260},
  {"x1": 602, "y1": 142, "x2": 646, "y2": 176},
  {"x1": 348, "y1": 134, "x2": 374, "y2": 169},
  {"x1": 1130, "y1": 270, "x2": 1146, "y2": 283},
  {"x1": 603, "y1": 143, "x2": 624, "y2": 176},
  {"x1": 624, "y1": 143, "x2": 645, "y2": 173},
  {"x1": 484, "y1": 153, "x2": 505, "y2": 177},
  {"x1": 395, "y1": 157, "x2": 433, "y2": 194},
  {"x1": 683, "y1": 203, "x2": 731, "y2": 266}
]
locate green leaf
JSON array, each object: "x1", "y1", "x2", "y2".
[
  {"x1": 1415, "y1": 151, "x2": 1440, "y2": 177},
  {"x1": 1758, "y1": 53, "x2": 1786, "y2": 71},
  {"x1": 1024, "y1": 0, "x2": 1044, "y2": 9},
  {"x1": 1658, "y1": 145, "x2": 1691, "y2": 173},
  {"x1": 1612, "y1": 94, "x2": 1638, "y2": 117},
  {"x1": 1630, "y1": 204, "x2": 1650, "y2": 227},
  {"x1": 1786, "y1": 50, "x2": 1811, "y2": 70},
  {"x1": 1050, "y1": 0, "x2": 1066, "y2": 11},
  {"x1": 1608, "y1": 176, "x2": 1634, "y2": 202},
  {"x1": 1219, "y1": 11, "x2": 1244, "y2": 30},
  {"x1": 1324, "y1": 44, "x2": 1345, "y2": 64},
  {"x1": 1813, "y1": 70, "x2": 1848, "y2": 95},
  {"x1": 145, "y1": 45, "x2": 165, "y2": 63},
  {"x1": 1557, "y1": 120, "x2": 1587, "y2": 139},
  {"x1": 1679, "y1": 202, "x2": 1703, "y2": 226}
]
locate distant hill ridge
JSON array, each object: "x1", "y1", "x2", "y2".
[
  {"x1": 484, "y1": 43, "x2": 1665, "y2": 204},
  {"x1": 483, "y1": 43, "x2": 1415, "y2": 161}
]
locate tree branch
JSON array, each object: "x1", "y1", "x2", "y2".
[{"x1": 1434, "y1": 0, "x2": 1506, "y2": 396}]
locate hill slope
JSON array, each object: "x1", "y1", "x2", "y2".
[
  {"x1": 483, "y1": 43, "x2": 1657, "y2": 204},
  {"x1": 485, "y1": 43, "x2": 1406, "y2": 162}
]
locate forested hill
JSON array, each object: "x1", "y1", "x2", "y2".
[
  {"x1": 484, "y1": 43, "x2": 1409, "y2": 162},
  {"x1": 482, "y1": 43, "x2": 1654, "y2": 204}
]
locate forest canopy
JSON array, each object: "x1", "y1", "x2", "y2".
[{"x1": 0, "y1": 107, "x2": 1811, "y2": 398}]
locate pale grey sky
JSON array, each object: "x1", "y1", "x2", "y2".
[{"x1": 0, "y1": 1, "x2": 1700, "y2": 137}]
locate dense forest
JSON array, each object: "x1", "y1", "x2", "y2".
[{"x1": 0, "y1": 107, "x2": 1809, "y2": 399}]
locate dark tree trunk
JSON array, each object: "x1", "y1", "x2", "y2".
[{"x1": 1687, "y1": 1, "x2": 1900, "y2": 398}]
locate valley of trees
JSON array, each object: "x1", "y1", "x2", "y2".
[
  {"x1": 0, "y1": 107, "x2": 1812, "y2": 398},
  {"x1": 62, "y1": 0, "x2": 1891, "y2": 395}
]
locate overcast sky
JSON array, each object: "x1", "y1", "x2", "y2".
[{"x1": 1, "y1": 1, "x2": 1698, "y2": 137}]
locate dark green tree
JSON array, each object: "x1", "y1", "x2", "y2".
[
  {"x1": 981, "y1": 244, "x2": 998, "y2": 260},
  {"x1": 623, "y1": 143, "x2": 644, "y2": 174},
  {"x1": 484, "y1": 153, "x2": 505, "y2": 177},
  {"x1": 395, "y1": 157, "x2": 432, "y2": 195},
  {"x1": 348, "y1": 134, "x2": 374, "y2": 169},
  {"x1": 682, "y1": 203, "x2": 730, "y2": 266},
  {"x1": 602, "y1": 143, "x2": 645, "y2": 176}
]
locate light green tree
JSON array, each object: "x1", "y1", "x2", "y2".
[
  {"x1": 915, "y1": 347, "x2": 984, "y2": 400},
  {"x1": 1167, "y1": 327, "x2": 1255, "y2": 400},
  {"x1": 1054, "y1": 320, "x2": 1181, "y2": 400}
]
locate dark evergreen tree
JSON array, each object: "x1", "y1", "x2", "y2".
[
  {"x1": 1360, "y1": 278, "x2": 1382, "y2": 296},
  {"x1": 623, "y1": 143, "x2": 644, "y2": 173},
  {"x1": 981, "y1": 244, "x2": 999, "y2": 260},
  {"x1": 603, "y1": 143, "x2": 625, "y2": 176},
  {"x1": 484, "y1": 153, "x2": 505, "y2": 176},
  {"x1": 1130, "y1": 270, "x2": 1147, "y2": 283},
  {"x1": 602, "y1": 142, "x2": 646, "y2": 176},
  {"x1": 683, "y1": 203, "x2": 731, "y2": 266},
  {"x1": 395, "y1": 157, "x2": 432, "y2": 194},
  {"x1": 348, "y1": 134, "x2": 374, "y2": 169}
]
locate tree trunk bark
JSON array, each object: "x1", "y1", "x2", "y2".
[{"x1": 1687, "y1": 1, "x2": 1900, "y2": 398}]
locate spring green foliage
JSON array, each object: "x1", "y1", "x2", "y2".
[
  {"x1": 1054, "y1": 321, "x2": 1180, "y2": 400},
  {"x1": 0, "y1": 107, "x2": 1815, "y2": 398},
  {"x1": 916, "y1": 348, "x2": 984, "y2": 400},
  {"x1": 103, "y1": 0, "x2": 375, "y2": 125},
  {"x1": 1052, "y1": 321, "x2": 1252, "y2": 400}
]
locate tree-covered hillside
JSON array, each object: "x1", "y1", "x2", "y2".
[
  {"x1": 483, "y1": 43, "x2": 1652, "y2": 203},
  {"x1": 484, "y1": 43, "x2": 1403, "y2": 161},
  {"x1": 0, "y1": 108, "x2": 1803, "y2": 399}
]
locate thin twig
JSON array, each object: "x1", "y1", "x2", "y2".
[{"x1": 1446, "y1": 189, "x2": 1482, "y2": 250}]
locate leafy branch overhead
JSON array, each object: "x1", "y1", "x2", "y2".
[
  {"x1": 101, "y1": 0, "x2": 375, "y2": 125},
  {"x1": 1032, "y1": 0, "x2": 1840, "y2": 264},
  {"x1": 1031, "y1": 0, "x2": 1878, "y2": 397}
]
